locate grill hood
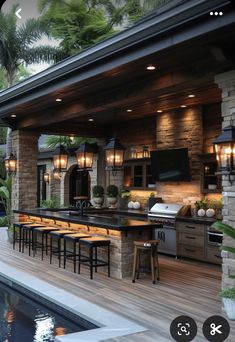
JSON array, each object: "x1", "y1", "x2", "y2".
[{"x1": 148, "y1": 203, "x2": 185, "y2": 218}]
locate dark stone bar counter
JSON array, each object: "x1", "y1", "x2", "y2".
[{"x1": 14, "y1": 209, "x2": 161, "y2": 279}]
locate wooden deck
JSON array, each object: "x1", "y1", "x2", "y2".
[{"x1": 0, "y1": 228, "x2": 234, "y2": 342}]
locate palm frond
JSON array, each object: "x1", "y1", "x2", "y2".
[{"x1": 212, "y1": 221, "x2": 235, "y2": 240}]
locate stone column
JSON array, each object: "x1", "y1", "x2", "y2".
[
  {"x1": 215, "y1": 70, "x2": 235, "y2": 288},
  {"x1": 11, "y1": 130, "x2": 39, "y2": 210}
]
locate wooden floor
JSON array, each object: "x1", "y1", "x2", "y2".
[{"x1": 0, "y1": 228, "x2": 234, "y2": 342}]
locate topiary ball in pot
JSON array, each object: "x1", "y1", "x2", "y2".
[
  {"x1": 106, "y1": 185, "x2": 118, "y2": 209},
  {"x1": 92, "y1": 185, "x2": 104, "y2": 208}
]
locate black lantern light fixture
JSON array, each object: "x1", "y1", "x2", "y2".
[
  {"x1": 104, "y1": 138, "x2": 125, "y2": 171},
  {"x1": 53, "y1": 168, "x2": 62, "y2": 181},
  {"x1": 213, "y1": 113, "x2": 235, "y2": 183},
  {"x1": 75, "y1": 142, "x2": 94, "y2": 171},
  {"x1": 43, "y1": 172, "x2": 50, "y2": 183},
  {"x1": 5, "y1": 153, "x2": 17, "y2": 173},
  {"x1": 52, "y1": 144, "x2": 68, "y2": 172}
]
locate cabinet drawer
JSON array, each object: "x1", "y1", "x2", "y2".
[
  {"x1": 178, "y1": 232, "x2": 204, "y2": 247},
  {"x1": 176, "y1": 221, "x2": 205, "y2": 235},
  {"x1": 178, "y1": 244, "x2": 204, "y2": 260},
  {"x1": 206, "y1": 247, "x2": 222, "y2": 264}
]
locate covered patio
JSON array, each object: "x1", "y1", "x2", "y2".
[{"x1": 1, "y1": 0, "x2": 235, "y2": 340}]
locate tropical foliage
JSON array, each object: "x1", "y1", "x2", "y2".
[
  {"x1": 0, "y1": 5, "x2": 64, "y2": 87},
  {"x1": 212, "y1": 221, "x2": 235, "y2": 255},
  {"x1": 38, "y1": 0, "x2": 171, "y2": 56},
  {"x1": 45, "y1": 135, "x2": 96, "y2": 148},
  {"x1": 0, "y1": 177, "x2": 12, "y2": 228}
]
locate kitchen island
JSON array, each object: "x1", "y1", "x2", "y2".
[{"x1": 14, "y1": 209, "x2": 161, "y2": 279}]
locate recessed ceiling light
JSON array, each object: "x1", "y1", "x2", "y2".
[
  {"x1": 88, "y1": 118, "x2": 94, "y2": 122},
  {"x1": 157, "y1": 110, "x2": 163, "y2": 113},
  {"x1": 188, "y1": 94, "x2": 195, "y2": 98},
  {"x1": 146, "y1": 65, "x2": 156, "y2": 71},
  {"x1": 56, "y1": 98, "x2": 62, "y2": 102},
  {"x1": 126, "y1": 109, "x2": 132, "y2": 112},
  {"x1": 11, "y1": 114, "x2": 17, "y2": 118},
  {"x1": 181, "y1": 105, "x2": 187, "y2": 108}
]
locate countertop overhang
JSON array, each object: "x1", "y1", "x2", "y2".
[{"x1": 14, "y1": 209, "x2": 161, "y2": 232}]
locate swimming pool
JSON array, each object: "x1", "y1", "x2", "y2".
[{"x1": 0, "y1": 281, "x2": 96, "y2": 342}]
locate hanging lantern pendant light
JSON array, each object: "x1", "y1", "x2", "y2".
[
  {"x1": 5, "y1": 153, "x2": 17, "y2": 173},
  {"x1": 52, "y1": 144, "x2": 68, "y2": 172},
  {"x1": 104, "y1": 138, "x2": 125, "y2": 171},
  {"x1": 75, "y1": 142, "x2": 94, "y2": 170}
]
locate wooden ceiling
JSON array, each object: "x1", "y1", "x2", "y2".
[{"x1": 3, "y1": 24, "x2": 235, "y2": 138}]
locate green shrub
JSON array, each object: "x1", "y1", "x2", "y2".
[
  {"x1": 106, "y1": 185, "x2": 118, "y2": 197},
  {"x1": 220, "y1": 287, "x2": 235, "y2": 301},
  {"x1": 40, "y1": 196, "x2": 59, "y2": 209},
  {"x1": 92, "y1": 185, "x2": 104, "y2": 197}
]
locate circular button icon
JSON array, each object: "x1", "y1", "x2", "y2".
[
  {"x1": 202, "y1": 315, "x2": 230, "y2": 342},
  {"x1": 170, "y1": 315, "x2": 197, "y2": 342}
]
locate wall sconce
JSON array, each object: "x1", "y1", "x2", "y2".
[
  {"x1": 213, "y1": 113, "x2": 235, "y2": 183},
  {"x1": 76, "y1": 142, "x2": 94, "y2": 170},
  {"x1": 104, "y1": 138, "x2": 125, "y2": 171},
  {"x1": 43, "y1": 172, "x2": 50, "y2": 183},
  {"x1": 53, "y1": 168, "x2": 62, "y2": 181},
  {"x1": 143, "y1": 146, "x2": 150, "y2": 158},
  {"x1": 5, "y1": 153, "x2": 17, "y2": 173},
  {"x1": 52, "y1": 144, "x2": 68, "y2": 172}
]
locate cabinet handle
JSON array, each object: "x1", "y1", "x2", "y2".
[
  {"x1": 185, "y1": 225, "x2": 196, "y2": 229},
  {"x1": 185, "y1": 236, "x2": 195, "y2": 239},
  {"x1": 185, "y1": 248, "x2": 195, "y2": 252}
]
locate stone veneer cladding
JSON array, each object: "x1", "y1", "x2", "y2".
[
  {"x1": 11, "y1": 130, "x2": 39, "y2": 210},
  {"x1": 215, "y1": 70, "x2": 235, "y2": 288}
]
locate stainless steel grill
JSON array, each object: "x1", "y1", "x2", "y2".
[{"x1": 148, "y1": 203, "x2": 187, "y2": 256}]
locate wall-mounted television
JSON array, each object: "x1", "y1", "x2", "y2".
[{"x1": 150, "y1": 148, "x2": 191, "y2": 182}]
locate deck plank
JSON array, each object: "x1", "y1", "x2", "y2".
[{"x1": 0, "y1": 228, "x2": 234, "y2": 341}]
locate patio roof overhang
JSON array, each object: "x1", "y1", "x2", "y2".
[{"x1": 0, "y1": 0, "x2": 235, "y2": 137}]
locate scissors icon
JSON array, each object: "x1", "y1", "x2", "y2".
[{"x1": 210, "y1": 323, "x2": 222, "y2": 335}]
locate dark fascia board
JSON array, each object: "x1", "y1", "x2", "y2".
[{"x1": 0, "y1": 0, "x2": 233, "y2": 114}]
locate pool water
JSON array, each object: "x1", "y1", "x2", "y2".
[{"x1": 0, "y1": 282, "x2": 94, "y2": 342}]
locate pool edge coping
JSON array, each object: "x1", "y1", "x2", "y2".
[{"x1": 0, "y1": 261, "x2": 147, "y2": 341}]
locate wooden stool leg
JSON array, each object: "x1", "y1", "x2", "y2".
[
  {"x1": 155, "y1": 247, "x2": 160, "y2": 281},
  {"x1": 13, "y1": 225, "x2": 16, "y2": 250},
  {"x1": 90, "y1": 246, "x2": 93, "y2": 279},
  {"x1": 150, "y1": 246, "x2": 155, "y2": 284},
  {"x1": 63, "y1": 240, "x2": 67, "y2": 269},
  {"x1": 50, "y1": 235, "x2": 53, "y2": 264},
  {"x1": 132, "y1": 245, "x2": 138, "y2": 283},
  {"x1": 136, "y1": 248, "x2": 141, "y2": 279},
  {"x1": 58, "y1": 237, "x2": 61, "y2": 267},
  {"x1": 78, "y1": 242, "x2": 81, "y2": 274},
  {"x1": 107, "y1": 245, "x2": 110, "y2": 277},
  {"x1": 73, "y1": 240, "x2": 76, "y2": 273},
  {"x1": 95, "y1": 246, "x2": 98, "y2": 273}
]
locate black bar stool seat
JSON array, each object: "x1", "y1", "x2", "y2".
[
  {"x1": 21, "y1": 223, "x2": 46, "y2": 255},
  {"x1": 32, "y1": 226, "x2": 60, "y2": 260},
  {"x1": 49, "y1": 230, "x2": 76, "y2": 267},
  {"x1": 13, "y1": 221, "x2": 33, "y2": 251},
  {"x1": 63, "y1": 233, "x2": 92, "y2": 272},
  {"x1": 78, "y1": 237, "x2": 111, "y2": 279},
  {"x1": 132, "y1": 239, "x2": 160, "y2": 284}
]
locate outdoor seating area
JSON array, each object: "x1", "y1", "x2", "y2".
[{"x1": 1, "y1": 0, "x2": 235, "y2": 340}]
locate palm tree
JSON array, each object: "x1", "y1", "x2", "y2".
[
  {"x1": 0, "y1": 5, "x2": 64, "y2": 87},
  {"x1": 45, "y1": 135, "x2": 96, "y2": 149}
]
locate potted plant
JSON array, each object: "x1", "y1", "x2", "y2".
[
  {"x1": 92, "y1": 185, "x2": 104, "y2": 208},
  {"x1": 212, "y1": 221, "x2": 235, "y2": 320},
  {"x1": 119, "y1": 189, "x2": 130, "y2": 209},
  {"x1": 106, "y1": 185, "x2": 118, "y2": 209},
  {"x1": 195, "y1": 198, "x2": 208, "y2": 217},
  {"x1": 0, "y1": 176, "x2": 13, "y2": 242}
]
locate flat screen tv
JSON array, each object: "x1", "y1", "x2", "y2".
[{"x1": 150, "y1": 148, "x2": 191, "y2": 182}]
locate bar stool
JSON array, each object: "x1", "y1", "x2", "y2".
[
  {"x1": 32, "y1": 226, "x2": 60, "y2": 260},
  {"x1": 21, "y1": 223, "x2": 46, "y2": 256},
  {"x1": 63, "y1": 233, "x2": 92, "y2": 272},
  {"x1": 49, "y1": 230, "x2": 76, "y2": 267},
  {"x1": 78, "y1": 237, "x2": 111, "y2": 279},
  {"x1": 13, "y1": 221, "x2": 33, "y2": 251},
  {"x1": 132, "y1": 239, "x2": 160, "y2": 284}
]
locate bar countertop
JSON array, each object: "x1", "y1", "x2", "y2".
[{"x1": 14, "y1": 209, "x2": 161, "y2": 231}]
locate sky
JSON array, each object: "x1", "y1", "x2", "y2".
[{"x1": 2, "y1": 0, "x2": 58, "y2": 74}]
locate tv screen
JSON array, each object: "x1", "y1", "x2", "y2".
[{"x1": 150, "y1": 148, "x2": 191, "y2": 182}]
